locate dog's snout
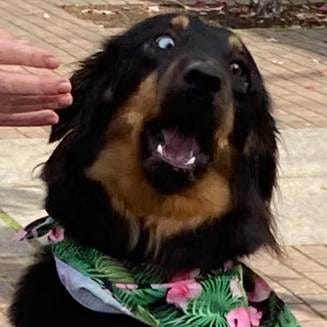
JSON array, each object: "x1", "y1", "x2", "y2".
[{"x1": 183, "y1": 61, "x2": 221, "y2": 93}]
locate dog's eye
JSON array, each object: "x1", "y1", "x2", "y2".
[
  {"x1": 230, "y1": 62, "x2": 243, "y2": 76},
  {"x1": 155, "y1": 35, "x2": 175, "y2": 49}
]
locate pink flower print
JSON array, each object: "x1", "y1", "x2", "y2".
[
  {"x1": 48, "y1": 227, "x2": 65, "y2": 242},
  {"x1": 247, "y1": 276, "x2": 272, "y2": 302},
  {"x1": 115, "y1": 283, "x2": 138, "y2": 290},
  {"x1": 248, "y1": 306, "x2": 262, "y2": 326},
  {"x1": 227, "y1": 306, "x2": 262, "y2": 327},
  {"x1": 163, "y1": 269, "x2": 202, "y2": 310},
  {"x1": 166, "y1": 280, "x2": 202, "y2": 310}
]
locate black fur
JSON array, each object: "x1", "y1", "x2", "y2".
[{"x1": 10, "y1": 14, "x2": 279, "y2": 327}]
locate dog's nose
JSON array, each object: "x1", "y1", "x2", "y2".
[{"x1": 183, "y1": 61, "x2": 221, "y2": 93}]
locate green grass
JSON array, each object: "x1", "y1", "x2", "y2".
[
  {"x1": 0, "y1": 210, "x2": 22, "y2": 231},
  {"x1": 0, "y1": 209, "x2": 41, "y2": 248}
]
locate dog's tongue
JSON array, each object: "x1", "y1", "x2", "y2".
[{"x1": 161, "y1": 129, "x2": 199, "y2": 167}]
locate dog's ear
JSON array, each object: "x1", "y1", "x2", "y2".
[
  {"x1": 49, "y1": 51, "x2": 107, "y2": 142},
  {"x1": 230, "y1": 53, "x2": 279, "y2": 251},
  {"x1": 245, "y1": 89, "x2": 278, "y2": 202},
  {"x1": 233, "y1": 44, "x2": 278, "y2": 202},
  {"x1": 233, "y1": 103, "x2": 278, "y2": 203},
  {"x1": 231, "y1": 90, "x2": 279, "y2": 254}
]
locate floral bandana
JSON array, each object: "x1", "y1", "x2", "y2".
[{"x1": 18, "y1": 217, "x2": 301, "y2": 327}]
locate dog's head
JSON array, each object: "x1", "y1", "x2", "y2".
[{"x1": 44, "y1": 14, "x2": 279, "y2": 269}]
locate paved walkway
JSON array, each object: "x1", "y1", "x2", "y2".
[{"x1": 0, "y1": 0, "x2": 326, "y2": 326}]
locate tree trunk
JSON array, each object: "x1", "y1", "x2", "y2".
[{"x1": 250, "y1": 0, "x2": 282, "y2": 17}]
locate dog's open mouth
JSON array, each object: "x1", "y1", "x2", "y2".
[
  {"x1": 143, "y1": 124, "x2": 210, "y2": 172},
  {"x1": 141, "y1": 125, "x2": 211, "y2": 192},
  {"x1": 155, "y1": 129, "x2": 200, "y2": 170}
]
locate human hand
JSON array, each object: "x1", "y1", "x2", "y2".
[{"x1": 0, "y1": 30, "x2": 72, "y2": 126}]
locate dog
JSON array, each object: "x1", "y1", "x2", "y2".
[{"x1": 10, "y1": 14, "x2": 296, "y2": 327}]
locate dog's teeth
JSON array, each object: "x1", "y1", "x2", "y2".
[
  {"x1": 186, "y1": 156, "x2": 196, "y2": 165},
  {"x1": 157, "y1": 144, "x2": 163, "y2": 155}
]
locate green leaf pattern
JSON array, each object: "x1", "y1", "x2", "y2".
[{"x1": 51, "y1": 240, "x2": 301, "y2": 327}]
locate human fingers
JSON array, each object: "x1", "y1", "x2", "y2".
[
  {"x1": 0, "y1": 110, "x2": 59, "y2": 126},
  {"x1": 0, "y1": 93, "x2": 72, "y2": 108},
  {"x1": 0, "y1": 71, "x2": 71, "y2": 95},
  {"x1": 0, "y1": 39, "x2": 60, "y2": 69}
]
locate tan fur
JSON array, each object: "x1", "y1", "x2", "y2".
[
  {"x1": 229, "y1": 34, "x2": 243, "y2": 52},
  {"x1": 87, "y1": 72, "x2": 233, "y2": 251},
  {"x1": 171, "y1": 16, "x2": 190, "y2": 31},
  {"x1": 214, "y1": 103, "x2": 234, "y2": 177}
]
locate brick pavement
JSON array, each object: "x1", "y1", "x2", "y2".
[
  {"x1": 248, "y1": 246, "x2": 327, "y2": 325},
  {"x1": 0, "y1": 0, "x2": 326, "y2": 325}
]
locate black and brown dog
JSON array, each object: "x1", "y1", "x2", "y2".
[{"x1": 10, "y1": 14, "x2": 280, "y2": 327}]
